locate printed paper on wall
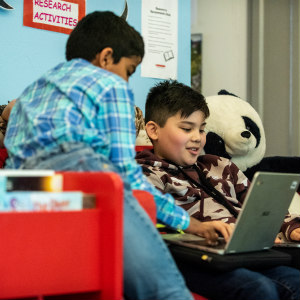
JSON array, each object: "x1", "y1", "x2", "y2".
[{"x1": 141, "y1": 0, "x2": 178, "y2": 80}]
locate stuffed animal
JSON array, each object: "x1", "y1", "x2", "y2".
[
  {"x1": 203, "y1": 90, "x2": 300, "y2": 182},
  {"x1": 0, "y1": 99, "x2": 16, "y2": 148},
  {"x1": 135, "y1": 106, "x2": 152, "y2": 147},
  {"x1": 0, "y1": 99, "x2": 16, "y2": 167},
  {"x1": 204, "y1": 90, "x2": 266, "y2": 174}
]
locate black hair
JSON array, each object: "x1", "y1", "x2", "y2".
[
  {"x1": 66, "y1": 11, "x2": 144, "y2": 63},
  {"x1": 145, "y1": 80, "x2": 209, "y2": 127}
]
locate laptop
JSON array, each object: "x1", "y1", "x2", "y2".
[{"x1": 163, "y1": 171, "x2": 300, "y2": 255}]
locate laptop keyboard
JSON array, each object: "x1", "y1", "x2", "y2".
[{"x1": 183, "y1": 238, "x2": 227, "y2": 249}]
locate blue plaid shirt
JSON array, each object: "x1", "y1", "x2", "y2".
[{"x1": 4, "y1": 58, "x2": 190, "y2": 230}]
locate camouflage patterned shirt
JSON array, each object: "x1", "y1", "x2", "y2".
[{"x1": 136, "y1": 149, "x2": 300, "y2": 240}]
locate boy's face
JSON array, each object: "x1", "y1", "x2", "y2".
[
  {"x1": 148, "y1": 110, "x2": 207, "y2": 166},
  {"x1": 92, "y1": 48, "x2": 142, "y2": 82},
  {"x1": 106, "y1": 55, "x2": 142, "y2": 82}
]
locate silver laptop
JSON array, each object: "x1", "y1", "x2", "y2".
[{"x1": 163, "y1": 172, "x2": 300, "y2": 255}]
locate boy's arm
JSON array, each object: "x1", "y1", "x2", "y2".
[
  {"x1": 102, "y1": 82, "x2": 190, "y2": 230},
  {"x1": 186, "y1": 217, "x2": 233, "y2": 243},
  {"x1": 290, "y1": 227, "x2": 300, "y2": 241},
  {"x1": 136, "y1": 161, "x2": 233, "y2": 240},
  {"x1": 280, "y1": 214, "x2": 300, "y2": 241}
]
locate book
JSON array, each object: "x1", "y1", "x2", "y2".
[
  {"x1": 0, "y1": 170, "x2": 96, "y2": 211},
  {"x1": 0, "y1": 170, "x2": 56, "y2": 176},
  {"x1": 0, "y1": 191, "x2": 96, "y2": 211},
  {"x1": 0, "y1": 171, "x2": 63, "y2": 192}
]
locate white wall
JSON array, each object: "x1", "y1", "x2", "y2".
[
  {"x1": 191, "y1": 0, "x2": 300, "y2": 156},
  {"x1": 191, "y1": 0, "x2": 248, "y2": 99}
]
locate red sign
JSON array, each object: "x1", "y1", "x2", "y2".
[{"x1": 23, "y1": 0, "x2": 86, "y2": 35}]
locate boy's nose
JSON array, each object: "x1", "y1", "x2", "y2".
[{"x1": 191, "y1": 132, "x2": 201, "y2": 143}]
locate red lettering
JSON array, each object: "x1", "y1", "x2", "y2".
[
  {"x1": 63, "y1": 4, "x2": 71, "y2": 12},
  {"x1": 33, "y1": 12, "x2": 45, "y2": 21},
  {"x1": 50, "y1": 199, "x2": 69, "y2": 211},
  {"x1": 64, "y1": 16, "x2": 68, "y2": 25},
  {"x1": 68, "y1": 17, "x2": 72, "y2": 26},
  {"x1": 36, "y1": 1, "x2": 73, "y2": 12},
  {"x1": 34, "y1": 203, "x2": 48, "y2": 211},
  {"x1": 45, "y1": 13, "x2": 51, "y2": 22}
]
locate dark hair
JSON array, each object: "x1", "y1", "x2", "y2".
[
  {"x1": 66, "y1": 11, "x2": 144, "y2": 63},
  {"x1": 145, "y1": 80, "x2": 209, "y2": 126}
]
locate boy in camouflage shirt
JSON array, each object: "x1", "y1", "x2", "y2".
[{"x1": 136, "y1": 80, "x2": 300, "y2": 300}]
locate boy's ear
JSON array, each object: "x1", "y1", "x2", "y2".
[
  {"x1": 145, "y1": 121, "x2": 159, "y2": 141},
  {"x1": 93, "y1": 47, "x2": 114, "y2": 69}
]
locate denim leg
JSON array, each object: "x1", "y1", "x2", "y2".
[
  {"x1": 177, "y1": 262, "x2": 281, "y2": 300},
  {"x1": 123, "y1": 183, "x2": 193, "y2": 300},
  {"x1": 18, "y1": 143, "x2": 113, "y2": 172},
  {"x1": 19, "y1": 144, "x2": 193, "y2": 300},
  {"x1": 260, "y1": 266, "x2": 300, "y2": 300}
]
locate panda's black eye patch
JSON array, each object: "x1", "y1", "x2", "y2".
[
  {"x1": 242, "y1": 116, "x2": 261, "y2": 148},
  {"x1": 204, "y1": 132, "x2": 231, "y2": 159}
]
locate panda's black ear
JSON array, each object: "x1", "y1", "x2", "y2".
[{"x1": 218, "y1": 90, "x2": 239, "y2": 98}]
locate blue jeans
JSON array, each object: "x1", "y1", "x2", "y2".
[
  {"x1": 15, "y1": 143, "x2": 193, "y2": 300},
  {"x1": 177, "y1": 260, "x2": 300, "y2": 300}
]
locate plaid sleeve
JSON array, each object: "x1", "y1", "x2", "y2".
[{"x1": 100, "y1": 82, "x2": 190, "y2": 230}]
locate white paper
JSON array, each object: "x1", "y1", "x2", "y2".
[{"x1": 141, "y1": 0, "x2": 178, "y2": 80}]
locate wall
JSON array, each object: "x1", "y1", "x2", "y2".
[
  {"x1": 249, "y1": 0, "x2": 300, "y2": 156},
  {"x1": 191, "y1": 0, "x2": 248, "y2": 99},
  {"x1": 0, "y1": 0, "x2": 191, "y2": 111},
  {"x1": 192, "y1": 0, "x2": 300, "y2": 156}
]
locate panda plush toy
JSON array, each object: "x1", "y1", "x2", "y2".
[{"x1": 203, "y1": 90, "x2": 300, "y2": 182}]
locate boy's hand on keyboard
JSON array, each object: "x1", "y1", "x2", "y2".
[
  {"x1": 290, "y1": 227, "x2": 300, "y2": 241},
  {"x1": 185, "y1": 217, "x2": 233, "y2": 245}
]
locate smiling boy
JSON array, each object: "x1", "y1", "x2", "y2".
[
  {"x1": 146, "y1": 101, "x2": 207, "y2": 166},
  {"x1": 136, "y1": 79, "x2": 300, "y2": 300}
]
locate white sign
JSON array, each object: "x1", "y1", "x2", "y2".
[
  {"x1": 33, "y1": 0, "x2": 79, "y2": 29},
  {"x1": 23, "y1": 0, "x2": 86, "y2": 35},
  {"x1": 141, "y1": 0, "x2": 178, "y2": 80}
]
